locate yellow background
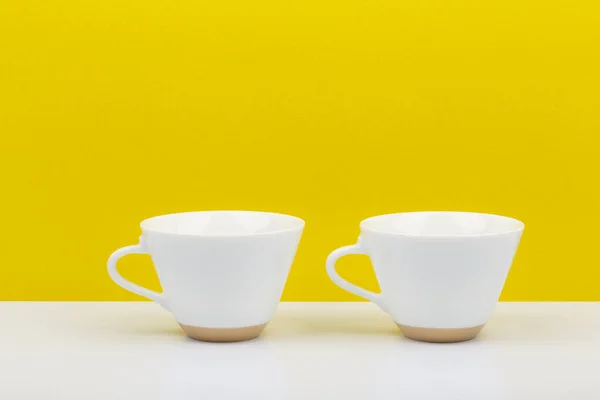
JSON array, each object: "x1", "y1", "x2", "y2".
[{"x1": 1, "y1": 0, "x2": 599, "y2": 301}]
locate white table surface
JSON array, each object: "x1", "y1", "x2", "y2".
[{"x1": 1, "y1": 302, "x2": 599, "y2": 399}]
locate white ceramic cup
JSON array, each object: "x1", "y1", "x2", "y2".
[
  {"x1": 326, "y1": 211, "x2": 524, "y2": 342},
  {"x1": 108, "y1": 211, "x2": 304, "y2": 342}
]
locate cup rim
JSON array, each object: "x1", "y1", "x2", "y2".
[
  {"x1": 360, "y1": 211, "x2": 525, "y2": 238},
  {"x1": 140, "y1": 210, "x2": 305, "y2": 237}
]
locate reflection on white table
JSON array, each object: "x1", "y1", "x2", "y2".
[{"x1": 1, "y1": 302, "x2": 599, "y2": 399}]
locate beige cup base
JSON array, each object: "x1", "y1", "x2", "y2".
[
  {"x1": 397, "y1": 324, "x2": 484, "y2": 343},
  {"x1": 179, "y1": 323, "x2": 267, "y2": 343}
]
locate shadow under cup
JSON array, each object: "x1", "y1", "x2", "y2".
[
  {"x1": 108, "y1": 211, "x2": 304, "y2": 342},
  {"x1": 327, "y1": 212, "x2": 525, "y2": 343}
]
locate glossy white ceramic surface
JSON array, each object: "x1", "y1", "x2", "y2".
[
  {"x1": 326, "y1": 212, "x2": 524, "y2": 329},
  {"x1": 108, "y1": 211, "x2": 304, "y2": 328}
]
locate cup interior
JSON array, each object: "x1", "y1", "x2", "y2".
[
  {"x1": 140, "y1": 211, "x2": 304, "y2": 236},
  {"x1": 361, "y1": 212, "x2": 524, "y2": 237}
]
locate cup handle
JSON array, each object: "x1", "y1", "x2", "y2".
[
  {"x1": 326, "y1": 238, "x2": 387, "y2": 312},
  {"x1": 107, "y1": 237, "x2": 167, "y2": 309}
]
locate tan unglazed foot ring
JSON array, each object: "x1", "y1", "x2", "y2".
[
  {"x1": 397, "y1": 324, "x2": 484, "y2": 343},
  {"x1": 179, "y1": 323, "x2": 268, "y2": 343}
]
